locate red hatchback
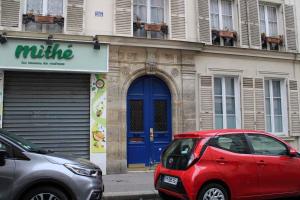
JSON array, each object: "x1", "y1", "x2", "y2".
[{"x1": 154, "y1": 129, "x2": 300, "y2": 200}]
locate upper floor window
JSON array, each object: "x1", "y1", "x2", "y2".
[
  {"x1": 23, "y1": 0, "x2": 64, "y2": 33},
  {"x1": 265, "y1": 79, "x2": 287, "y2": 135},
  {"x1": 214, "y1": 77, "x2": 240, "y2": 129},
  {"x1": 133, "y1": 0, "x2": 168, "y2": 39},
  {"x1": 210, "y1": 0, "x2": 233, "y2": 31},
  {"x1": 259, "y1": 4, "x2": 278, "y2": 37}
]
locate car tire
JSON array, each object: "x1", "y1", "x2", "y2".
[
  {"x1": 23, "y1": 186, "x2": 68, "y2": 200},
  {"x1": 198, "y1": 183, "x2": 229, "y2": 200},
  {"x1": 159, "y1": 191, "x2": 175, "y2": 200}
]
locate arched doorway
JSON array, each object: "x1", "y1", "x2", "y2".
[{"x1": 127, "y1": 75, "x2": 172, "y2": 166}]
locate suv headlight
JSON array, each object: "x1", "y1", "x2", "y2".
[{"x1": 64, "y1": 163, "x2": 100, "y2": 177}]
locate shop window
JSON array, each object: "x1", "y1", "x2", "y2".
[
  {"x1": 210, "y1": 0, "x2": 236, "y2": 46},
  {"x1": 214, "y1": 77, "x2": 240, "y2": 129},
  {"x1": 23, "y1": 0, "x2": 64, "y2": 33},
  {"x1": 259, "y1": 4, "x2": 283, "y2": 51},
  {"x1": 133, "y1": 0, "x2": 168, "y2": 39},
  {"x1": 264, "y1": 79, "x2": 287, "y2": 136}
]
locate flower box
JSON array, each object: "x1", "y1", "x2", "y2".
[
  {"x1": 34, "y1": 15, "x2": 55, "y2": 24},
  {"x1": 219, "y1": 30, "x2": 236, "y2": 39},
  {"x1": 144, "y1": 23, "x2": 162, "y2": 32},
  {"x1": 266, "y1": 36, "x2": 283, "y2": 45}
]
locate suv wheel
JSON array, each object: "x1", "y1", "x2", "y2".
[
  {"x1": 23, "y1": 186, "x2": 68, "y2": 200},
  {"x1": 198, "y1": 183, "x2": 228, "y2": 200}
]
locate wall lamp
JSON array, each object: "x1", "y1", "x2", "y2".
[
  {"x1": 46, "y1": 34, "x2": 54, "y2": 45},
  {"x1": 93, "y1": 36, "x2": 100, "y2": 50},
  {"x1": 0, "y1": 32, "x2": 8, "y2": 44}
]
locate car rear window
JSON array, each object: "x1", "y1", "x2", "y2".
[{"x1": 162, "y1": 138, "x2": 199, "y2": 170}]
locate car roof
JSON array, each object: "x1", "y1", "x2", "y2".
[{"x1": 174, "y1": 129, "x2": 266, "y2": 139}]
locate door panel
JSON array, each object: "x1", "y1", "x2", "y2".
[{"x1": 127, "y1": 76, "x2": 172, "y2": 166}]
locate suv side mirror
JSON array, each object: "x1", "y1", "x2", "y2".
[
  {"x1": 0, "y1": 149, "x2": 8, "y2": 166},
  {"x1": 289, "y1": 148, "x2": 298, "y2": 157}
]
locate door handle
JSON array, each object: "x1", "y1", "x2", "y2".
[
  {"x1": 216, "y1": 157, "x2": 226, "y2": 164},
  {"x1": 256, "y1": 160, "x2": 266, "y2": 166},
  {"x1": 150, "y1": 128, "x2": 154, "y2": 142}
]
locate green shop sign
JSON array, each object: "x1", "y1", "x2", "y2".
[{"x1": 0, "y1": 40, "x2": 108, "y2": 73}]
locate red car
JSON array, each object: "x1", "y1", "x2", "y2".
[{"x1": 154, "y1": 129, "x2": 300, "y2": 200}]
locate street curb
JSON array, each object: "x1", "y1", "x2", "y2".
[{"x1": 103, "y1": 190, "x2": 159, "y2": 200}]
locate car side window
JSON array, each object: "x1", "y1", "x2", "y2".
[
  {"x1": 0, "y1": 141, "x2": 7, "y2": 151},
  {"x1": 247, "y1": 134, "x2": 288, "y2": 156},
  {"x1": 210, "y1": 134, "x2": 250, "y2": 154}
]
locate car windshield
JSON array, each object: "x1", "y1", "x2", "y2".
[
  {"x1": 162, "y1": 138, "x2": 199, "y2": 170},
  {"x1": 0, "y1": 129, "x2": 48, "y2": 154}
]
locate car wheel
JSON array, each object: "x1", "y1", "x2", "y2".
[
  {"x1": 198, "y1": 183, "x2": 228, "y2": 200},
  {"x1": 23, "y1": 186, "x2": 68, "y2": 200},
  {"x1": 159, "y1": 191, "x2": 176, "y2": 200}
]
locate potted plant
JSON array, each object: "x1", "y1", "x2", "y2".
[{"x1": 160, "y1": 22, "x2": 168, "y2": 34}]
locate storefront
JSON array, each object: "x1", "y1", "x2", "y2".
[{"x1": 0, "y1": 38, "x2": 109, "y2": 174}]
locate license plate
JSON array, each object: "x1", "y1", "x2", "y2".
[{"x1": 163, "y1": 175, "x2": 178, "y2": 185}]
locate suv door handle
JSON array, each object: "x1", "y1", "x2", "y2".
[
  {"x1": 216, "y1": 157, "x2": 226, "y2": 164},
  {"x1": 256, "y1": 160, "x2": 266, "y2": 166}
]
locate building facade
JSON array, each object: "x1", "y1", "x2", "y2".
[{"x1": 0, "y1": 0, "x2": 300, "y2": 174}]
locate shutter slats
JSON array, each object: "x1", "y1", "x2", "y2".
[
  {"x1": 248, "y1": 0, "x2": 261, "y2": 48},
  {"x1": 115, "y1": 0, "x2": 132, "y2": 36},
  {"x1": 285, "y1": 5, "x2": 297, "y2": 51},
  {"x1": 243, "y1": 78, "x2": 255, "y2": 129},
  {"x1": 66, "y1": 2, "x2": 84, "y2": 33},
  {"x1": 239, "y1": 0, "x2": 249, "y2": 46},
  {"x1": 171, "y1": 0, "x2": 186, "y2": 40},
  {"x1": 255, "y1": 78, "x2": 265, "y2": 131},
  {"x1": 0, "y1": 0, "x2": 20, "y2": 28},
  {"x1": 200, "y1": 76, "x2": 213, "y2": 130},
  {"x1": 198, "y1": 0, "x2": 211, "y2": 43},
  {"x1": 289, "y1": 80, "x2": 300, "y2": 136}
]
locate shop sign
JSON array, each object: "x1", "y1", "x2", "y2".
[{"x1": 0, "y1": 40, "x2": 108, "y2": 73}]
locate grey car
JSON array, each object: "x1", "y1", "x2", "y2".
[{"x1": 0, "y1": 129, "x2": 104, "y2": 200}]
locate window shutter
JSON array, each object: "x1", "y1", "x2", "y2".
[
  {"x1": 284, "y1": 5, "x2": 297, "y2": 51},
  {"x1": 255, "y1": 78, "x2": 265, "y2": 131},
  {"x1": 199, "y1": 76, "x2": 213, "y2": 130},
  {"x1": 242, "y1": 78, "x2": 255, "y2": 129},
  {"x1": 239, "y1": 0, "x2": 250, "y2": 46},
  {"x1": 115, "y1": 0, "x2": 132, "y2": 36},
  {"x1": 248, "y1": 0, "x2": 261, "y2": 48},
  {"x1": 170, "y1": 0, "x2": 186, "y2": 40},
  {"x1": 289, "y1": 80, "x2": 300, "y2": 136},
  {"x1": 197, "y1": 0, "x2": 211, "y2": 44},
  {"x1": 0, "y1": 0, "x2": 20, "y2": 28},
  {"x1": 66, "y1": 0, "x2": 84, "y2": 33}
]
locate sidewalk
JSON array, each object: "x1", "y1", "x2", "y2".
[{"x1": 102, "y1": 171, "x2": 161, "y2": 200}]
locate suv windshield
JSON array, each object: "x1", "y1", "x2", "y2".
[
  {"x1": 0, "y1": 129, "x2": 48, "y2": 154},
  {"x1": 162, "y1": 138, "x2": 199, "y2": 170}
]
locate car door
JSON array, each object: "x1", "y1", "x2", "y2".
[
  {"x1": 247, "y1": 133, "x2": 300, "y2": 196},
  {"x1": 0, "y1": 138, "x2": 15, "y2": 200},
  {"x1": 209, "y1": 133, "x2": 259, "y2": 198}
]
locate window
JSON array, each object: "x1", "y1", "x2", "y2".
[
  {"x1": 247, "y1": 134, "x2": 288, "y2": 156},
  {"x1": 210, "y1": 134, "x2": 250, "y2": 154},
  {"x1": 133, "y1": 0, "x2": 167, "y2": 39},
  {"x1": 259, "y1": 4, "x2": 278, "y2": 37},
  {"x1": 23, "y1": 0, "x2": 64, "y2": 33},
  {"x1": 265, "y1": 80, "x2": 287, "y2": 135},
  {"x1": 0, "y1": 141, "x2": 7, "y2": 151},
  {"x1": 214, "y1": 77, "x2": 240, "y2": 129},
  {"x1": 210, "y1": 0, "x2": 233, "y2": 31}
]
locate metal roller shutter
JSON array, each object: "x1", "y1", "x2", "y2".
[{"x1": 3, "y1": 72, "x2": 90, "y2": 159}]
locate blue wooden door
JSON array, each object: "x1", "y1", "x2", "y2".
[{"x1": 127, "y1": 76, "x2": 172, "y2": 166}]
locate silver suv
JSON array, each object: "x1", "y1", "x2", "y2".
[{"x1": 0, "y1": 129, "x2": 104, "y2": 200}]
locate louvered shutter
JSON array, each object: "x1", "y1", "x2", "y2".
[
  {"x1": 239, "y1": 0, "x2": 249, "y2": 46},
  {"x1": 200, "y1": 76, "x2": 213, "y2": 130},
  {"x1": 197, "y1": 0, "x2": 211, "y2": 43},
  {"x1": 66, "y1": 0, "x2": 84, "y2": 33},
  {"x1": 289, "y1": 80, "x2": 300, "y2": 136},
  {"x1": 115, "y1": 0, "x2": 132, "y2": 36},
  {"x1": 255, "y1": 78, "x2": 265, "y2": 131},
  {"x1": 248, "y1": 0, "x2": 261, "y2": 48},
  {"x1": 170, "y1": 0, "x2": 186, "y2": 40},
  {"x1": 0, "y1": 0, "x2": 21, "y2": 28},
  {"x1": 242, "y1": 78, "x2": 255, "y2": 129},
  {"x1": 284, "y1": 5, "x2": 297, "y2": 51}
]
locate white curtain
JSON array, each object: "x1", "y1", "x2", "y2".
[
  {"x1": 221, "y1": 0, "x2": 233, "y2": 30},
  {"x1": 267, "y1": 6, "x2": 277, "y2": 36},
  {"x1": 133, "y1": 0, "x2": 147, "y2": 22},
  {"x1": 48, "y1": 0, "x2": 63, "y2": 16},
  {"x1": 151, "y1": 0, "x2": 164, "y2": 23},
  {"x1": 27, "y1": 0, "x2": 43, "y2": 14},
  {"x1": 210, "y1": 0, "x2": 219, "y2": 29},
  {"x1": 259, "y1": 5, "x2": 266, "y2": 34}
]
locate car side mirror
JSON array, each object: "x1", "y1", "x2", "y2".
[
  {"x1": 289, "y1": 148, "x2": 298, "y2": 157},
  {"x1": 0, "y1": 149, "x2": 8, "y2": 166}
]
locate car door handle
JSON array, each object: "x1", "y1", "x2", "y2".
[
  {"x1": 256, "y1": 160, "x2": 266, "y2": 166},
  {"x1": 216, "y1": 157, "x2": 227, "y2": 164}
]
